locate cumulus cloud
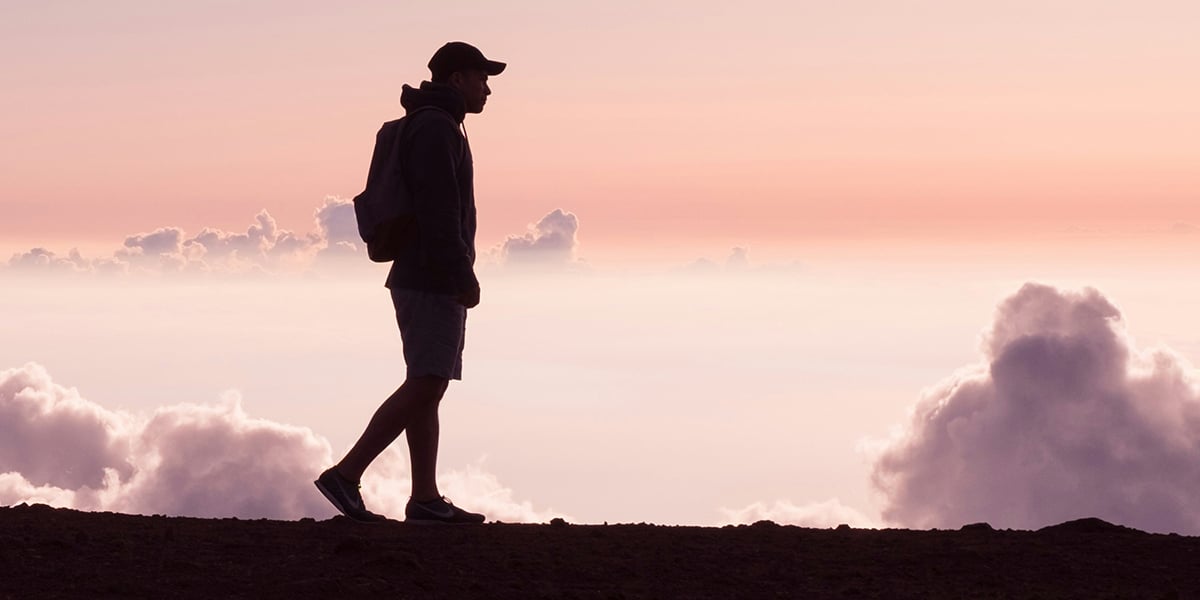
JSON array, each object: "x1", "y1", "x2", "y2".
[
  {"x1": 6, "y1": 248, "x2": 92, "y2": 272},
  {"x1": 314, "y1": 197, "x2": 360, "y2": 248},
  {"x1": 0, "y1": 363, "x2": 554, "y2": 521},
  {"x1": 870, "y1": 283, "x2": 1200, "y2": 534},
  {"x1": 186, "y1": 212, "x2": 276, "y2": 260},
  {"x1": 0, "y1": 363, "x2": 333, "y2": 518},
  {"x1": 123, "y1": 227, "x2": 185, "y2": 256},
  {"x1": 500, "y1": 209, "x2": 580, "y2": 265},
  {"x1": 0, "y1": 472, "x2": 78, "y2": 507},
  {"x1": 107, "y1": 393, "x2": 333, "y2": 518},
  {"x1": 721, "y1": 498, "x2": 879, "y2": 529},
  {"x1": 0, "y1": 365, "x2": 133, "y2": 490}
]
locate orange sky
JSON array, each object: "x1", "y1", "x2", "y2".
[{"x1": 3, "y1": 1, "x2": 1198, "y2": 261}]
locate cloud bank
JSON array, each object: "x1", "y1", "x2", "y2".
[
  {"x1": 0, "y1": 363, "x2": 556, "y2": 521},
  {"x1": 8, "y1": 202, "x2": 592, "y2": 276},
  {"x1": 871, "y1": 283, "x2": 1200, "y2": 534},
  {"x1": 5, "y1": 199, "x2": 358, "y2": 276}
]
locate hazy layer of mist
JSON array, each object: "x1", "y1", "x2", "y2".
[{"x1": 5, "y1": 203, "x2": 1200, "y2": 529}]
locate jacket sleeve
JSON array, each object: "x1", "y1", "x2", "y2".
[{"x1": 404, "y1": 115, "x2": 478, "y2": 294}]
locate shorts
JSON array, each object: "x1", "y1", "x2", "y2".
[{"x1": 391, "y1": 288, "x2": 467, "y2": 380}]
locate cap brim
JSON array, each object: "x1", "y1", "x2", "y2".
[{"x1": 483, "y1": 60, "x2": 506, "y2": 76}]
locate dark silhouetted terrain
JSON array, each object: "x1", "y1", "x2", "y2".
[{"x1": 2, "y1": 504, "x2": 1197, "y2": 599}]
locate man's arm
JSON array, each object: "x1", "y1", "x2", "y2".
[{"x1": 405, "y1": 115, "x2": 479, "y2": 303}]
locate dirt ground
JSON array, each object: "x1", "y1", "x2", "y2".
[{"x1": 1, "y1": 504, "x2": 1197, "y2": 599}]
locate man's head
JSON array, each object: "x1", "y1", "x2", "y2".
[{"x1": 428, "y1": 42, "x2": 505, "y2": 114}]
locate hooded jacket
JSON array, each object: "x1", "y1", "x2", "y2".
[{"x1": 384, "y1": 81, "x2": 479, "y2": 295}]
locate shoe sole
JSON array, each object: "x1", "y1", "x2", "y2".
[
  {"x1": 314, "y1": 479, "x2": 386, "y2": 523},
  {"x1": 403, "y1": 518, "x2": 483, "y2": 526}
]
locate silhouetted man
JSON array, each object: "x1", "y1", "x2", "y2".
[{"x1": 316, "y1": 42, "x2": 504, "y2": 523}]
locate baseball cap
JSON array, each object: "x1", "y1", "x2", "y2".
[{"x1": 428, "y1": 42, "x2": 506, "y2": 80}]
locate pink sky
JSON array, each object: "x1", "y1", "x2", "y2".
[
  {"x1": 4, "y1": 1, "x2": 1199, "y2": 260},
  {"x1": 6, "y1": 2, "x2": 1200, "y2": 530}
]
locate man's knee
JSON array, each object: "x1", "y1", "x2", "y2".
[{"x1": 405, "y1": 375, "x2": 450, "y2": 401}]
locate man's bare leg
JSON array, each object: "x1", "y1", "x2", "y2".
[
  {"x1": 405, "y1": 386, "x2": 444, "y2": 502},
  {"x1": 336, "y1": 375, "x2": 448, "y2": 483}
]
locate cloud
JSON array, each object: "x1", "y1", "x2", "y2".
[
  {"x1": 725, "y1": 246, "x2": 749, "y2": 269},
  {"x1": 5, "y1": 199, "x2": 352, "y2": 276},
  {"x1": 0, "y1": 365, "x2": 133, "y2": 490},
  {"x1": 185, "y1": 211, "x2": 276, "y2": 260},
  {"x1": 500, "y1": 209, "x2": 580, "y2": 265},
  {"x1": 361, "y1": 451, "x2": 566, "y2": 524},
  {"x1": 106, "y1": 393, "x2": 334, "y2": 519},
  {"x1": 0, "y1": 363, "x2": 332, "y2": 518},
  {"x1": 721, "y1": 498, "x2": 879, "y2": 528},
  {"x1": 6, "y1": 248, "x2": 91, "y2": 272},
  {"x1": 0, "y1": 363, "x2": 553, "y2": 521},
  {"x1": 6, "y1": 198, "x2": 584, "y2": 277},
  {"x1": 315, "y1": 197, "x2": 360, "y2": 248},
  {"x1": 113, "y1": 227, "x2": 200, "y2": 273},
  {"x1": 0, "y1": 472, "x2": 77, "y2": 507},
  {"x1": 123, "y1": 227, "x2": 185, "y2": 256},
  {"x1": 682, "y1": 247, "x2": 753, "y2": 273},
  {"x1": 870, "y1": 283, "x2": 1200, "y2": 534}
]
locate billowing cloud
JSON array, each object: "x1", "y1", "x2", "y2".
[
  {"x1": 114, "y1": 226, "x2": 200, "y2": 273},
  {"x1": 185, "y1": 211, "x2": 277, "y2": 260},
  {"x1": 721, "y1": 498, "x2": 879, "y2": 529},
  {"x1": 7, "y1": 247, "x2": 128, "y2": 275},
  {"x1": 501, "y1": 209, "x2": 580, "y2": 265},
  {"x1": 0, "y1": 363, "x2": 554, "y2": 521},
  {"x1": 0, "y1": 363, "x2": 333, "y2": 518},
  {"x1": 106, "y1": 393, "x2": 333, "y2": 519},
  {"x1": 7, "y1": 248, "x2": 90, "y2": 272},
  {"x1": 0, "y1": 365, "x2": 133, "y2": 489},
  {"x1": 0, "y1": 472, "x2": 77, "y2": 507},
  {"x1": 871, "y1": 283, "x2": 1200, "y2": 534},
  {"x1": 123, "y1": 227, "x2": 185, "y2": 256},
  {"x1": 315, "y1": 197, "x2": 360, "y2": 248}
]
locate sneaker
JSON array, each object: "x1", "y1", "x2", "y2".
[
  {"x1": 314, "y1": 467, "x2": 388, "y2": 523},
  {"x1": 405, "y1": 496, "x2": 486, "y2": 524}
]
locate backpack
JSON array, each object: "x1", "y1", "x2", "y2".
[{"x1": 352, "y1": 106, "x2": 445, "y2": 262}]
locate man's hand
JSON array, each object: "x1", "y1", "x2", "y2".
[{"x1": 458, "y1": 285, "x2": 480, "y2": 309}]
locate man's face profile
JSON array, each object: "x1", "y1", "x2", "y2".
[{"x1": 451, "y1": 69, "x2": 491, "y2": 114}]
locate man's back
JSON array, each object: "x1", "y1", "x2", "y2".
[{"x1": 385, "y1": 81, "x2": 478, "y2": 296}]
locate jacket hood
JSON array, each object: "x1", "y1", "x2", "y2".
[{"x1": 400, "y1": 82, "x2": 466, "y2": 123}]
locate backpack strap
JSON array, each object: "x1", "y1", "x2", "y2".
[{"x1": 400, "y1": 105, "x2": 466, "y2": 166}]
